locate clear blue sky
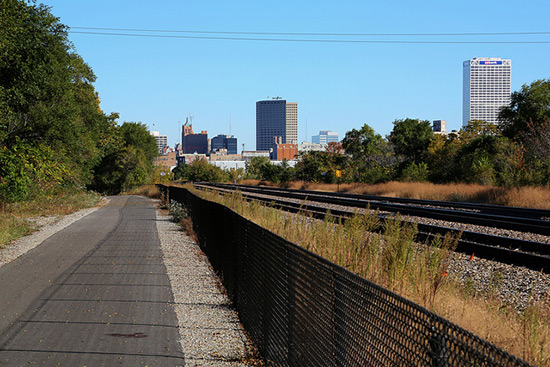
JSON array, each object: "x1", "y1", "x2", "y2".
[{"x1": 44, "y1": 0, "x2": 550, "y2": 151}]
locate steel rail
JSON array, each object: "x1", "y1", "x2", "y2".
[
  {"x1": 197, "y1": 182, "x2": 550, "y2": 235},
  {"x1": 194, "y1": 182, "x2": 550, "y2": 273},
  {"x1": 223, "y1": 183, "x2": 550, "y2": 220}
]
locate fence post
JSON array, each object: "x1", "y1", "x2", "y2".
[
  {"x1": 430, "y1": 328, "x2": 449, "y2": 367},
  {"x1": 334, "y1": 270, "x2": 347, "y2": 367},
  {"x1": 157, "y1": 184, "x2": 168, "y2": 206},
  {"x1": 287, "y1": 247, "x2": 296, "y2": 366}
]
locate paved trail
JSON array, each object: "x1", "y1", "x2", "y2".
[{"x1": 0, "y1": 196, "x2": 184, "y2": 365}]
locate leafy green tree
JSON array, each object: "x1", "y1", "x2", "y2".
[
  {"x1": 341, "y1": 124, "x2": 396, "y2": 183},
  {"x1": 119, "y1": 122, "x2": 158, "y2": 162},
  {"x1": 245, "y1": 156, "x2": 271, "y2": 179},
  {"x1": 342, "y1": 124, "x2": 385, "y2": 160},
  {"x1": 499, "y1": 79, "x2": 550, "y2": 185},
  {"x1": 0, "y1": 1, "x2": 106, "y2": 157},
  {"x1": 173, "y1": 160, "x2": 227, "y2": 182},
  {"x1": 89, "y1": 122, "x2": 157, "y2": 193},
  {"x1": 0, "y1": 140, "x2": 77, "y2": 202},
  {"x1": 227, "y1": 167, "x2": 245, "y2": 183},
  {"x1": 295, "y1": 147, "x2": 350, "y2": 184},
  {"x1": 0, "y1": 0, "x2": 71, "y2": 143},
  {"x1": 151, "y1": 167, "x2": 174, "y2": 185},
  {"x1": 171, "y1": 164, "x2": 188, "y2": 181},
  {"x1": 455, "y1": 135, "x2": 524, "y2": 186},
  {"x1": 460, "y1": 120, "x2": 499, "y2": 142},
  {"x1": 256, "y1": 160, "x2": 295, "y2": 183},
  {"x1": 116, "y1": 146, "x2": 151, "y2": 192},
  {"x1": 295, "y1": 151, "x2": 327, "y2": 183},
  {"x1": 277, "y1": 161, "x2": 296, "y2": 183},
  {"x1": 0, "y1": 0, "x2": 126, "y2": 200},
  {"x1": 0, "y1": 142, "x2": 32, "y2": 202},
  {"x1": 258, "y1": 163, "x2": 283, "y2": 182},
  {"x1": 427, "y1": 121, "x2": 499, "y2": 183},
  {"x1": 426, "y1": 134, "x2": 460, "y2": 183},
  {"x1": 498, "y1": 80, "x2": 550, "y2": 185},
  {"x1": 520, "y1": 120, "x2": 550, "y2": 184},
  {"x1": 400, "y1": 162, "x2": 430, "y2": 182},
  {"x1": 499, "y1": 79, "x2": 550, "y2": 138},
  {"x1": 388, "y1": 118, "x2": 433, "y2": 165}
]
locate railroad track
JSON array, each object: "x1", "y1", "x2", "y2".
[{"x1": 194, "y1": 182, "x2": 550, "y2": 274}]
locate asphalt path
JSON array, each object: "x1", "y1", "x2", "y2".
[{"x1": 0, "y1": 196, "x2": 184, "y2": 366}]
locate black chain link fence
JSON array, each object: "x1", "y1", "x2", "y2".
[{"x1": 160, "y1": 185, "x2": 532, "y2": 367}]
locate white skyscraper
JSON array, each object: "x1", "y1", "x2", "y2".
[{"x1": 463, "y1": 57, "x2": 511, "y2": 127}]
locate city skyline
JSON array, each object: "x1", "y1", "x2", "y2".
[{"x1": 44, "y1": 0, "x2": 550, "y2": 150}]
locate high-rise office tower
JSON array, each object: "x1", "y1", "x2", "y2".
[
  {"x1": 181, "y1": 119, "x2": 208, "y2": 154},
  {"x1": 463, "y1": 57, "x2": 511, "y2": 127},
  {"x1": 211, "y1": 134, "x2": 238, "y2": 155},
  {"x1": 150, "y1": 131, "x2": 168, "y2": 154},
  {"x1": 432, "y1": 120, "x2": 446, "y2": 134},
  {"x1": 256, "y1": 98, "x2": 298, "y2": 151}
]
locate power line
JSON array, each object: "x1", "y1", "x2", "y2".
[
  {"x1": 70, "y1": 26, "x2": 550, "y2": 37},
  {"x1": 69, "y1": 30, "x2": 550, "y2": 44}
]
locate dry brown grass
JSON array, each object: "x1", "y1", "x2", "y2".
[
  {"x1": 496, "y1": 186, "x2": 550, "y2": 209},
  {"x1": 0, "y1": 190, "x2": 102, "y2": 249},
  {"x1": 269, "y1": 181, "x2": 550, "y2": 209},
  {"x1": 125, "y1": 184, "x2": 161, "y2": 199},
  {"x1": 431, "y1": 286, "x2": 550, "y2": 365},
  {"x1": 192, "y1": 186, "x2": 550, "y2": 366}
]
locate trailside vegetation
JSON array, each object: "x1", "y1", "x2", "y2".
[
  {"x1": 195, "y1": 186, "x2": 550, "y2": 366},
  {"x1": 0, "y1": 0, "x2": 157, "y2": 202}
]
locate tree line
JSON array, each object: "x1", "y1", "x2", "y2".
[
  {"x1": 0, "y1": 0, "x2": 157, "y2": 202},
  {"x1": 311, "y1": 79, "x2": 550, "y2": 187}
]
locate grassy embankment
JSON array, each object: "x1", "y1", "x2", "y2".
[
  {"x1": 185, "y1": 183, "x2": 549, "y2": 366},
  {"x1": 244, "y1": 180, "x2": 550, "y2": 209},
  {"x1": 0, "y1": 190, "x2": 102, "y2": 250}
]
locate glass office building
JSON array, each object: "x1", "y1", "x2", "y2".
[{"x1": 256, "y1": 99, "x2": 298, "y2": 151}]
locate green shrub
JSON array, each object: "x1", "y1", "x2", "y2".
[
  {"x1": 400, "y1": 162, "x2": 430, "y2": 182},
  {"x1": 471, "y1": 157, "x2": 495, "y2": 186},
  {"x1": 169, "y1": 200, "x2": 188, "y2": 223}
]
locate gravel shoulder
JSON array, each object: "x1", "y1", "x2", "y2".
[{"x1": 156, "y1": 209, "x2": 251, "y2": 366}]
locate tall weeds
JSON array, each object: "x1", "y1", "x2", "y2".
[
  {"x1": 198, "y1": 188, "x2": 457, "y2": 305},
  {"x1": 194, "y1": 186, "x2": 549, "y2": 366}
]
